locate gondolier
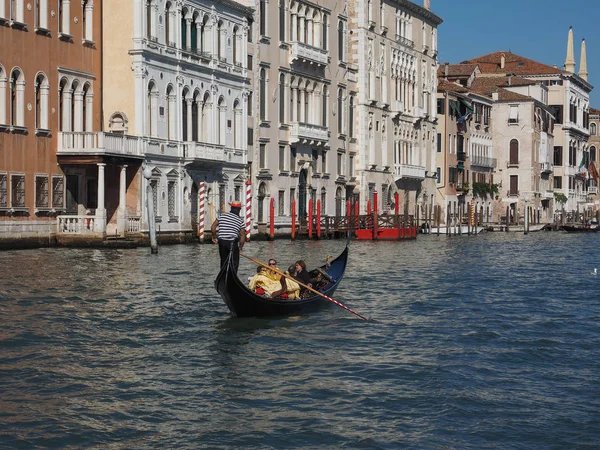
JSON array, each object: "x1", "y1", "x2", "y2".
[{"x1": 211, "y1": 201, "x2": 246, "y2": 273}]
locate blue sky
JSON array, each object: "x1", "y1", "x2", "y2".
[{"x1": 433, "y1": 0, "x2": 600, "y2": 106}]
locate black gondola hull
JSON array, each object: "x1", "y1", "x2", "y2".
[{"x1": 214, "y1": 246, "x2": 349, "y2": 318}]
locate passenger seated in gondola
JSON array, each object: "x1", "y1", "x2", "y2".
[
  {"x1": 248, "y1": 266, "x2": 301, "y2": 299},
  {"x1": 265, "y1": 259, "x2": 282, "y2": 281}
]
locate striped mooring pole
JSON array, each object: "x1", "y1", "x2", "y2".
[
  {"x1": 245, "y1": 179, "x2": 252, "y2": 241},
  {"x1": 198, "y1": 182, "x2": 206, "y2": 243}
]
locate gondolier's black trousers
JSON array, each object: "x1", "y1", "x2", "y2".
[{"x1": 218, "y1": 239, "x2": 240, "y2": 273}]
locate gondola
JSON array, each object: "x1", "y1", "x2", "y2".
[
  {"x1": 214, "y1": 245, "x2": 349, "y2": 318},
  {"x1": 561, "y1": 225, "x2": 600, "y2": 233}
]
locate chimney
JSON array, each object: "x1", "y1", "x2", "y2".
[
  {"x1": 492, "y1": 90, "x2": 499, "y2": 101},
  {"x1": 444, "y1": 62, "x2": 449, "y2": 80},
  {"x1": 424, "y1": 0, "x2": 430, "y2": 10},
  {"x1": 565, "y1": 26, "x2": 576, "y2": 73},
  {"x1": 500, "y1": 53, "x2": 505, "y2": 69},
  {"x1": 579, "y1": 38, "x2": 588, "y2": 81},
  {"x1": 507, "y1": 75, "x2": 512, "y2": 86}
]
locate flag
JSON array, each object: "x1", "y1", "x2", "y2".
[
  {"x1": 579, "y1": 154, "x2": 586, "y2": 170},
  {"x1": 589, "y1": 161, "x2": 599, "y2": 183}
]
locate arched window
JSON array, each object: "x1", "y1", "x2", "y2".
[
  {"x1": 200, "y1": 15, "x2": 209, "y2": 54},
  {"x1": 320, "y1": 187, "x2": 326, "y2": 215},
  {"x1": 218, "y1": 96, "x2": 226, "y2": 145},
  {"x1": 147, "y1": 81, "x2": 158, "y2": 137},
  {"x1": 322, "y1": 85, "x2": 328, "y2": 127},
  {"x1": 59, "y1": 0, "x2": 70, "y2": 35},
  {"x1": 335, "y1": 187, "x2": 343, "y2": 216},
  {"x1": 259, "y1": 68, "x2": 266, "y2": 121},
  {"x1": 181, "y1": 88, "x2": 190, "y2": 141},
  {"x1": 10, "y1": 68, "x2": 24, "y2": 127},
  {"x1": 509, "y1": 139, "x2": 519, "y2": 165},
  {"x1": 82, "y1": 0, "x2": 93, "y2": 41},
  {"x1": 233, "y1": 100, "x2": 241, "y2": 149},
  {"x1": 217, "y1": 21, "x2": 224, "y2": 60},
  {"x1": 590, "y1": 146, "x2": 597, "y2": 162},
  {"x1": 322, "y1": 14, "x2": 328, "y2": 50},
  {"x1": 146, "y1": 0, "x2": 154, "y2": 39},
  {"x1": 165, "y1": 2, "x2": 172, "y2": 45},
  {"x1": 232, "y1": 26, "x2": 239, "y2": 64},
  {"x1": 338, "y1": 21, "x2": 344, "y2": 61},
  {"x1": 591, "y1": 123, "x2": 597, "y2": 136},
  {"x1": 349, "y1": 95, "x2": 354, "y2": 138},
  {"x1": 35, "y1": 0, "x2": 48, "y2": 29},
  {"x1": 191, "y1": 13, "x2": 199, "y2": 52},
  {"x1": 11, "y1": 0, "x2": 24, "y2": 22},
  {"x1": 166, "y1": 85, "x2": 174, "y2": 139},
  {"x1": 0, "y1": 66, "x2": 8, "y2": 125},
  {"x1": 58, "y1": 77, "x2": 68, "y2": 131},
  {"x1": 337, "y1": 88, "x2": 344, "y2": 133},
  {"x1": 191, "y1": 90, "x2": 200, "y2": 142},
  {"x1": 82, "y1": 83, "x2": 91, "y2": 132},
  {"x1": 180, "y1": 8, "x2": 187, "y2": 50},
  {"x1": 279, "y1": 73, "x2": 285, "y2": 123},
  {"x1": 70, "y1": 79, "x2": 79, "y2": 131},
  {"x1": 201, "y1": 92, "x2": 212, "y2": 142},
  {"x1": 35, "y1": 73, "x2": 49, "y2": 130}
]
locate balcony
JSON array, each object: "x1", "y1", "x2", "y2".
[
  {"x1": 470, "y1": 155, "x2": 497, "y2": 168},
  {"x1": 457, "y1": 151, "x2": 468, "y2": 162},
  {"x1": 57, "y1": 132, "x2": 144, "y2": 158},
  {"x1": 391, "y1": 100, "x2": 404, "y2": 118},
  {"x1": 589, "y1": 187, "x2": 598, "y2": 194},
  {"x1": 395, "y1": 35, "x2": 414, "y2": 48},
  {"x1": 184, "y1": 141, "x2": 225, "y2": 162},
  {"x1": 289, "y1": 122, "x2": 329, "y2": 145},
  {"x1": 394, "y1": 164, "x2": 426, "y2": 180},
  {"x1": 507, "y1": 190, "x2": 519, "y2": 197},
  {"x1": 541, "y1": 162, "x2": 553, "y2": 173},
  {"x1": 289, "y1": 41, "x2": 329, "y2": 67}
]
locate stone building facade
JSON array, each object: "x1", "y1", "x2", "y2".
[
  {"x1": 94, "y1": 0, "x2": 253, "y2": 239},
  {"x1": 347, "y1": 0, "x2": 441, "y2": 217},
  {"x1": 0, "y1": 0, "x2": 102, "y2": 245}
]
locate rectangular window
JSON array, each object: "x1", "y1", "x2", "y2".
[
  {"x1": 0, "y1": 174, "x2": 7, "y2": 208},
  {"x1": 151, "y1": 180, "x2": 159, "y2": 217},
  {"x1": 259, "y1": 143, "x2": 266, "y2": 169},
  {"x1": 312, "y1": 150, "x2": 319, "y2": 172},
  {"x1": 509, "y1": 105, "x2": 519, "y2": 124},
  {"x1": 234, "y1": 185, "x2": 241, "y2": 202},
  {"x1": 437, "y1": 99, "x2": 445, "y2": 115},
  {"x1": 290, "y1": 147, "x2": 296, "y2": 171},
  {"x1": 510, "y1": 175, "x2": 518, "y2": 196},
  {"x1": 11, "y1": 174, "x2": 26, "y2": 207},
  {"x1": 259, "y1": 0, "x2": 266, "y2": 35},
  {"x1": 337, "y1": 153, "x2": 343, "y2": 176},
  {"x1": 168, "y1": 180, "x2": 176, "y2": 220},
  {"x1": 247, "y1": 92, "x2": 253, "y2": 116},
  {"x1": 278, "y1": 190, "x2": 285, "y2": 216},
  {"x1": 289, "y1": 188, "x2": 295, "y2": 212},
  {"x1": 437, "y1": 133, "x2": 442, "y2": 152},
  {"x1": 349, "y1": 155, "x2": 354, "y2": 177},
  {"x1": 322, "y1": 151, "x2": 327, "y2": 173},
  {"x1": 553, "y1": 146, "x2": 563, "y2": 166},
  {"x1": 219, "y1": 184, "x2": 226, "y2": 213},
  {"x1": 436, "y1": 167, "x2": 441, "y2": 183},
  {"x1": 35, "y1": 175, "x2": 49, "y2": 208},
  {"x1": 279, "y1": 145, "x2": 285, "y2": 171},
  {"x1": 554, "y1": 176, "x2": 562, "y2": 189}
]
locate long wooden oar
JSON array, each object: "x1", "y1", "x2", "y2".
[{"x1": 240, "y1": 253, "x2": 369, "y2": 321}]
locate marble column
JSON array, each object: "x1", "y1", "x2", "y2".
[
  {"x1": 95, "y1": 163, "x2": 107, "y2": 233},
  {"x1": 117, "y1": 165, "x2": 128, "y2": 235}
]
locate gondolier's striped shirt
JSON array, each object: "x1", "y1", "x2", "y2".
[{"x1": 217, "y1": 212, "x2": 245, "y2": 241}]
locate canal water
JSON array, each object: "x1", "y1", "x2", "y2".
[{"x1": 1, "y1": 232, "x2": 599, "y2": 449}]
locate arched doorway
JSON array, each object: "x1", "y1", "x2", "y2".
[
  {"x1": 298, "y1": 168, "x2": 308, "y2": 220},
  {"x1": 335, "y1": 186, "x2": 343, "y2": 216},
  {"x1": 257, "y1": 182, "x2": 267, "y2": 223}
]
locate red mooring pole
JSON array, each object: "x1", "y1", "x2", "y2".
[
  {"x1": 373, "y1": 190, "x2": 378, "y2": 241},
  {"x1": 316, "y1": 199, "x2": 321, "y2": 239},
  {"x1": 291, "y1": 198, "x2": 296, "y2": 240},
  {"x1": 269, "y1": 198, "x2": 275, "y2": 240}
]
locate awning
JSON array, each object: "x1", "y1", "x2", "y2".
[{"x1": 460, "y1": 98, "x2": 473, "y2": 113}]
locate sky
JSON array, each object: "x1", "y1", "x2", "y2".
[{"x1": 432, "y1": 0, "x2": 600, "y2": 106}]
